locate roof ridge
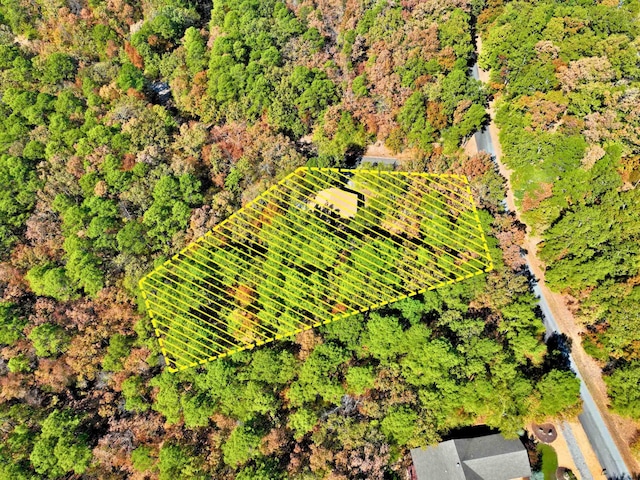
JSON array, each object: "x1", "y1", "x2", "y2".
[{"x1": 462, "y1": 450, "x2": 526, "y2": 463}]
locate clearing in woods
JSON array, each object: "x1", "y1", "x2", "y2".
[{"x1": 139, "y1": 167, "x2": 493, "y2": 371}]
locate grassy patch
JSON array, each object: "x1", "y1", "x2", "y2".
[{"x1": 537, "y1": 444, "x2": 558, "y2": 480}]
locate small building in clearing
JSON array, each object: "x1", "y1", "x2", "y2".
[{"x1": 311, "y1": 188, "x2": 362, "y2": 218}]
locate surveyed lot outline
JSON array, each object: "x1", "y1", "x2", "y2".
[{"x1": 140, "y1": 168, "x2": 493, "y2": 371}]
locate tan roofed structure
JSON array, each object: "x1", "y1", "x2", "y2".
[
  {"x1": 139, "y1": 168, "x2": 493, "y2": 371},
  {"x1": 312, "y1": 187, "x2": 360, "y2": 218}
]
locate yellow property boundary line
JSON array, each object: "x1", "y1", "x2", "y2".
[{"x1": 139, "y1": 167, "x2": 494, "y2": 371}]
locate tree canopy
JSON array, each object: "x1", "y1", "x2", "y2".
[
  {"x1": 0, "y1": 0, "x2": 594, "y2": 477},
  {"x1": 481, "y1": 0, "x2": 640, "y2": 418}
]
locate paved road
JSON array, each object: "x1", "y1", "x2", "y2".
[
  {"x1": 533, "y1": 273, "x2": 629, "y2": 479},
  {"x1": 471, "y1": 63, "x2": 631, "y2": 478},
  {"x1": 358, "y1": 60, "x2": 631, "y2": 479},
  {"x1": 360, "y1": 156, "x2": 399, "y2": 168}
]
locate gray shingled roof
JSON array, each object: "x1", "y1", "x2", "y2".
[{"x1": 410, "y1": 433, "x2": 532, "y2": 480}]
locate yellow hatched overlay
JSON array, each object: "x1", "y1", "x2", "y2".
[{"x1": 139, "y1": 168, "x2": 493, "y2": 371}]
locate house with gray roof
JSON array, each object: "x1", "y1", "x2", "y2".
[{"x1": 409, "y1": 433, "x2": 532, "y2": 480}]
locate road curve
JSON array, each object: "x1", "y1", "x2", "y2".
[{"x1": 471, "y1": 59, "x2": 631, "y2": 479}]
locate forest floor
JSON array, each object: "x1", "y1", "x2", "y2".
[
  {"x1": 363, "y1": 140, "x2": 416, "y2": 160},
  {"x1": 474, "y1": 37, "x2": 640, "y2": 476}
]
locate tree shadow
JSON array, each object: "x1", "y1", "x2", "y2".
[
  {"x1": 543, "y1": 332, "x2": 573, "y2": 372},
  {"x1": 441, "y1": 424, "x2": 500, "y2": 441},
  {"x1": 344, "y1": 144, "x2": 366, "y2": 168}
]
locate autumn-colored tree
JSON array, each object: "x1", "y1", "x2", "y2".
[{"x1": 0, "y1": 0, "x2": 600, "y2": 477}]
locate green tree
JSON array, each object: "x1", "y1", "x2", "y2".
[
  {"x1": 91, "y1": 24, "x2": 118, "y2": 59},
  {"x1": 0, "y1": 302, "x2": 26, "y2": 345},
  {"x1": 183, "y1": 27, "x2": 207, "y2": 75},
  {"x1": 25, "y1": 264, "x2": 73, "y2": 301},
  {"x1": 509, "y1": 60, "x2": 558, "y2": 96},
  {"x1": 7, "y1": 354, "x2": 31, "y2": 373},
  {"x1": 605, "y1": 362, "x2": 640, "y2": 419},
  {"x1": 360, "y1": 313, "x2": 406, "y2": 361},
  {"x1": 29, "y1": 410, "x2": 91, "y2": 478},
  {"x1": 83, "y1": 196, "x2": 121, "y2": 251},
  {"x1": 117, "y1": 221, "x2": 147, "y2": 255},
  {"x1": 313, "y1": 111, "x2": 368, "y2": 164},
  {"x1": 222, "y1": 425, "x2": 261, "y2": 467},
  {"x1": 320, "y1": 313, "x2": 365, "y2": 352},
  {"x1": 42, "y1": 53, "x2": 76, "y2": 84},
  {"x1": 535, "y1": 370, "x2": 581, "y2": 418},
  {"x1": 131, "y1": 5, "x2": 200, "y2": 77},
  {"x1": 121, "y1": 376, "x2": 150, "y2": 412},
  {"x1": 380, "y1": 406, "x2": 418, "y2": 445},
  {"x1": 397, "y1": 91, "x2": 436, "y2": 151},
  {"x1": 457, "y1": 103, "x2": 487, "y2": 141},
  {"x1": 345, "y1": 366, "x2": 376, "y2": 395},
  {"x1": 27, "y1": 323, "x2": 70, "y2": 357},
  {"x1": 287, "y1": 342, "x2": 348, "y2": 406},
  {"x1": 438, "y1": 8, "x2": 473, "y2": 60},
  {"x1": 246, "y1": 350, "x2": 296, "y2": 385},
  {"x1": 180, "y1": 393, "x2": 214, "y2": 428},
  {"x1": 236, "y1": 459, "x2": 286, "y2": 480},
  {"x1": 0, "y1": 0, "x2": 37, "y2": 37},
  {"x1": 63, "y1": 236, "x2": 105, "y2": 296},
  {"x1": 288, "y1": 408, "x2": 317, "y2": 439},
  {"x1": 131, "y1": 445, "x2": 157, "y2": 472},
  {"x1": 102, "y1": 334, "x2": 133, "y2": 372},
  {"x1": 440, "y1": 68, "x2": 485, "y2": 117},
  {"x1": 150, "y1": 371, "x2": 183, "y2": 424},
  {"x1": 0, "y1": 155, "x2": 40, "y2": 252},
  {"x1": 158, "y1": 443, "x2": 202, "y2": 480},
  {"x1": 54, "y1": 90, "x2": 83, "y2": 117},
  {"x1": 352, "y1": 74, "x2": 368, "y2": 97},
  {"x1": 400, "y1": 336, "x2": 461, "y2": 389},
  {"x1": 0, "y1": 460, "x2": 33, "y2": 480},
  {"x1": 22, "y1": 140, "x2": 45, "y2": 160},
  {"x1": 297, "y1": 76, "x2": 337, "y2": 119},
  {"x1": 116, "y1": 63, "x2": 145, "y2": 91},
  {"x1": 143, "y1": 174, "x2": 202, "y2": 251}
]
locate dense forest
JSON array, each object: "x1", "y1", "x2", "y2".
[
  {"x1": 0, "y1": 0, "x2": 614, "y2": 477},
  {"x1": 480, "y1": 0, "x2": 640, "y2": 423},
  {"x1": 143, "y1": 168, "x2": 493, "y2": 372}
]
